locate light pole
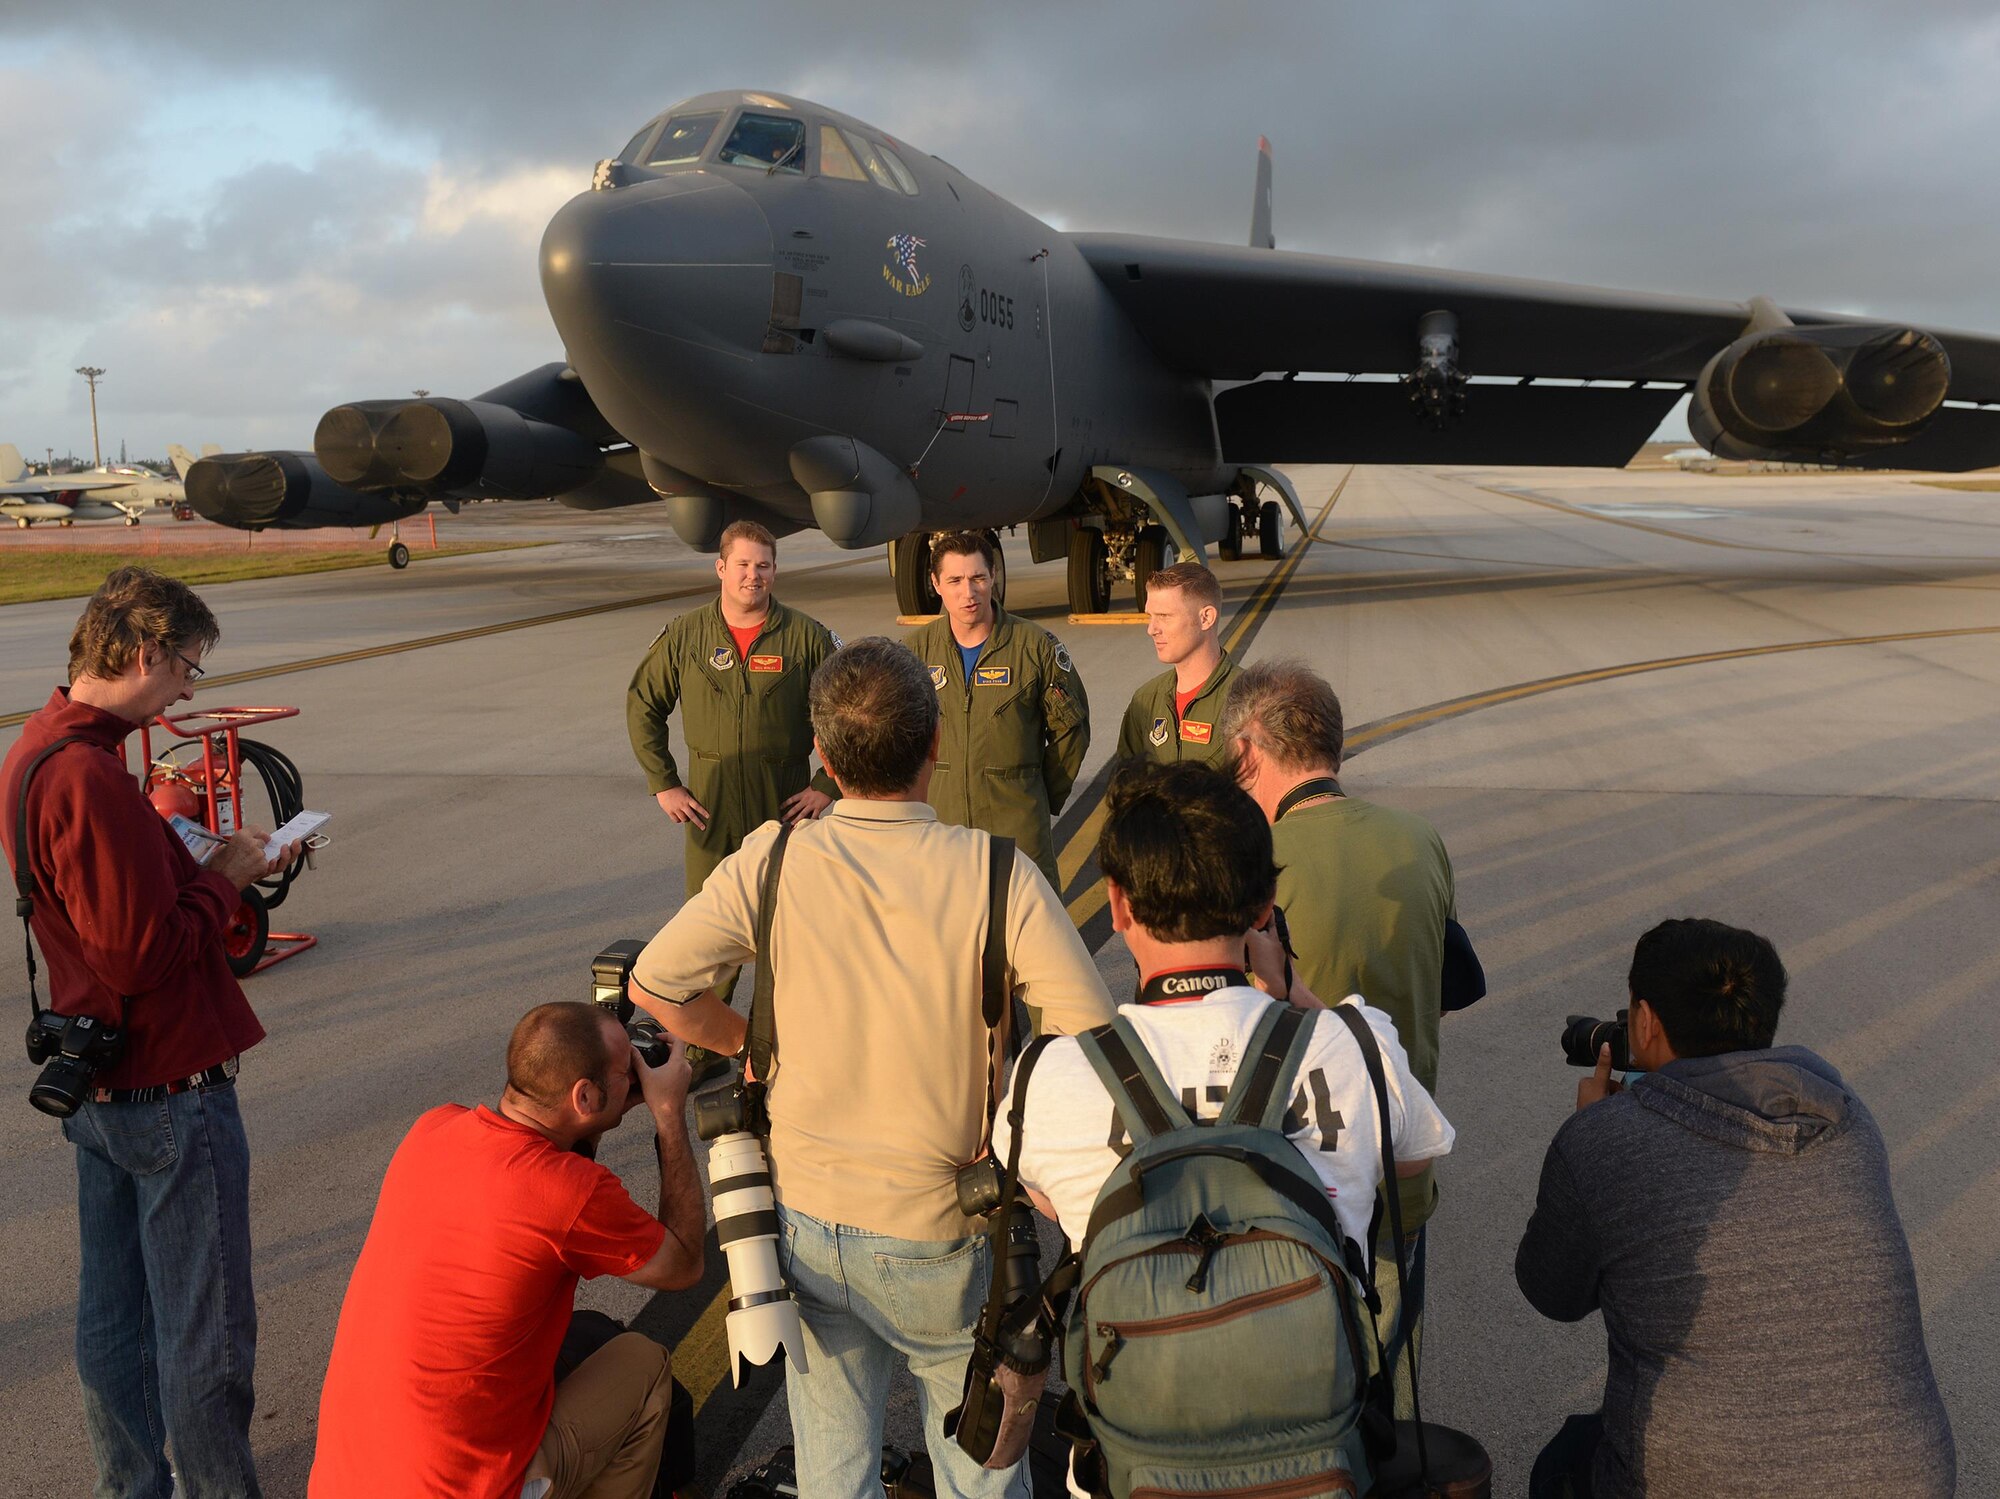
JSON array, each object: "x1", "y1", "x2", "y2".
[{"x1": 75, "y1": 366, "x2": 106, "y2": 469}]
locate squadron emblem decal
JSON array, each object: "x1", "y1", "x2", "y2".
[
  {"x1": 710, "y1": 646, "x2": 736, "y2": 671},
  {"x1": 958, "y1": 264, "x2": 977, "y2": 331},
  {"x1": 884, "y1": 234, "x2": 932, "y2": 297}
]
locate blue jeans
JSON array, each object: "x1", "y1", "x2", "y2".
[
  {"x1": 63, "y1": 1082, "x2": 260, "y2": 1499},
  {"x1": 776, "y1": 1205, "x2": 1028, "y2": 1499}
]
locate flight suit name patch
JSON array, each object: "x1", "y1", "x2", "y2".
[
  {"x1": 709, "y1": 647, "x2": 736, "y2": 671},
  {"x1": 1148, "y1": 717, "x2": 1170, "y2": 747},
  {"x1": 748, "y1": 654, "x2": 784, "y2": 673},
  {"x1": 974, "y1": 666, "x2": 1012, "y2": 687},
  {"x1": 1180, "y1": 720, "x2": 1214, "y2": 745}
]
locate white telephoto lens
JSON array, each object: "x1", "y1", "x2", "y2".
[{"x1": 707, "y1": 1131, "x2": 809, "y2": 1385}]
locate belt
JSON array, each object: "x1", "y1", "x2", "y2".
[{"x1": 93, "y1": 1055, "x2": 240, "y2": 1105}]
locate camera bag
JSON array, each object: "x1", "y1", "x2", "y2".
[{"x1": 1058, "y1": 1004, "x2": 1378, "y2": 1497}]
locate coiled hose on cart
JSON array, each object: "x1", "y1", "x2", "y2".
[{"x1": 161, "y1": 735, "x2": 310, "y2": 911}]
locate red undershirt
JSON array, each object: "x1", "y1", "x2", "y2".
[
  {"x1": 1173, "y1": 685, "x2": 1200, "y2": 723},
  {"x1": 728, "y1": 621, "x2": 763, "y2": 665}
]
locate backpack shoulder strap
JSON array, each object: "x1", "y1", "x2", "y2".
[
  {"x1": 744, "y1": 819, "x2": 797, "y2": 1085},
  {"x1": 1075, "y1": 1015, "x2": 1190, "y2": 1148},
  {"x1": 1218, "y1": 1003, "x2": 1310, "y2": 1130},
  {"x1": 982, "y1": 834, "x2": 1013, "y2": 1029}
]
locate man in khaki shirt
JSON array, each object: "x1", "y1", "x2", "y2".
[{"x1": 630, "y1": 637, "x2": 1113, "y2": 1499}]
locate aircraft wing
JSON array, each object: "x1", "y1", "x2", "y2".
[{"x1": 1069, "y1": 233, "x2": 2000, "y2": 467}]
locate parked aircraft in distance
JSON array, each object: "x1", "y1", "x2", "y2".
[
  {"x1": 188, "y1": 91, "x2": 2000, "y2": 612},
  {"x1": 0, "y1": 444, "x2": 195, "y2": 527}
]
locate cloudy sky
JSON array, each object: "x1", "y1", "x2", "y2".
[{"x1": 3, "y1": 1, "x2": 1997, "y2": 460}]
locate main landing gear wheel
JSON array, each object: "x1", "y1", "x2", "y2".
[
  {"x1": 14, "y1": 517, "x2": 29, "y2": 529},
  {"x1": 387, "y1": 541, "x2": 411, "y2": 569},
  {"x1": 1258, "y1": 498, "x2": 1284, "y2": 559},
  {"x1": 223, "y1": 887, "x2": 269, "y2": 980},
  {"x1": 891, "y1": 532, "x2": 939, "y2": 615},
  {"x1": 1067, "y1": 526, "x2": 1111, "y2": 614},
  {"x1": 1133, "y1": 525, "x2": 1173, "y2": 610},
  {"x1": 983, "y1": 528, "x2": 1007, "y2": 609},
  {"x1": 1218, "y1": 503, "x2": 1244, "y2": 561},
  {"x1": 124, "y1": 516, "x2": 140, "y2": 527}
]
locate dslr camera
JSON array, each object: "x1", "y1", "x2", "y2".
[
  {"x1": 589, "y1": 938, "x2": 671, "y2": 1068},
  {"x1": 1560, "y1": 1009, "x2": 1630, "y2": 1071},
  {"x1": 26, "y1": 1010, "x2": 125, "y2": 1119},
  {"x1": 945, "y1": 1156, "x2": 1054, "y2": 1470}
]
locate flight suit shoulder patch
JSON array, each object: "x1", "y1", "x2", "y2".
[
  {"x1": 1050, "y1": 636, "x2": 1073, "y2": 673},
  {"x1": 974, "y1": 665, "x2": 1012, "y2": 687}
]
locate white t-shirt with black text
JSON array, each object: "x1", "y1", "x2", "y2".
[{"x1": 992, "y1": 988, "x2": 1454, "y2": 1258}]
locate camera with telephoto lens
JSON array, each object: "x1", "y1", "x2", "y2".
[
  {"x1": 589, "y1": 938, "x2": 673, "y2": 1068},
  {"x1": 25, "y1": 1010, "x2": 125, "y2": 1119},
  {"x1": 945, "y1": 1158, "x2": 1054, "y2": 1470},
  {"x1": 1561, "y1": 1010, "x2": 1631, "y2": 1071}
]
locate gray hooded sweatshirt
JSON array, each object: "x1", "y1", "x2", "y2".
[{"x1": 1516, "y1": 1046, "x2": 1955, "y2": 1497}]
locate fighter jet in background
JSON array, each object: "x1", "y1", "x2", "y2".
[
  {"x1": 0, "y1": 444, "x2": 188, "y2": 527},
  {"x1": 188, "y1": 91, "x2": 2000, "y2": 613}
]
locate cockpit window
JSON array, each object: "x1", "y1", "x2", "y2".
[
  {"x1": 619, "y1": 121, "x2": 661, "y2": 164},
  {"x1": 819, "y1": 125, "x2": 868, "y2": 182},
  {"x1": 878, "y1": 143, "x2": 919, "y2": 195},
  {"x1": 648, "y1": 112, "x2": 722, "y2": 165},
  {"x1": 720, "y1": 113, "x2": 805, "y2": 173}
]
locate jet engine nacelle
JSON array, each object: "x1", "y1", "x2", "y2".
[
  {"x1": 184, "y1": 451, "x2": 428, "y2": 531},
  {"x1": 314, "y1": 397, "x2": 604, "y2": 501},
  {"x1": 1688, "y1": 323, "x2": 1950, "y2": 462}
]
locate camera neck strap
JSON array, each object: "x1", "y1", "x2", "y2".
[
  {"x1": 13, "y1": 736, "x2": 87, "y2": 1024},
  {"x1": 1327, "y1": 1001, "x2": 1432, "y2": 1482},
  {"x1": 1274, "y1": 776, "x2": 1343, "y2": 823},
  {"x1": 976, "y1": 1031, "x2": 1057, "y2": 1340},
  {"x1": 744, "y1": 820, "x2": 797, "y2": 1089},
  {"x1": 977, "y1": 834, "x2": 1015, "y2": 1155}
]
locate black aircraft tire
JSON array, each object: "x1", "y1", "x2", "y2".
[
  {"x1": 1133, "y1": 525, "x2": 1173, "y2": 611},
  {"x1": 984, "y1": 528, "x2": 1007, "y2": 609},
  {"x1": 892, "y1": 533, "x2": 939, "y2": 615},
  {"x1": 1218, "y1": 503, "x2": 1244, "y2": 561},
  {"x1": 1259, "y1": 499, "x2": 1283, "y2": 559},
  {"x1": 1067, "y1": 527, "x2": 1111, "y2": 614},
  {"x1": 388, "y1": 541, "x2": 411, "y2": 569}
]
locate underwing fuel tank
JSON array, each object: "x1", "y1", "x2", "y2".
[
  {"x1": 314, "y1": 398, "x2": 604, "y2": 501},
  {"x1": 184, "y1": 451, "x2": 426, "y2": 531}
]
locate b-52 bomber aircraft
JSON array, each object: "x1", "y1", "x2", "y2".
[{"x1": 188, "y1": 90, "x2": 2000, "y2": 614}]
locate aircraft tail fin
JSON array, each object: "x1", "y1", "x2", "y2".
[
  {"x1": 0, "y1": 444, "x2": 24, "y2": 483},
  {"x1": 168, "y1": 443, "x2": 199, "y2": 478},
  {"x1": 1249, "y1": 136, "x2": 1274, "y2": 249},
  {"x1": 201, "y1": 443, "x2": 221, "y2": 457}
]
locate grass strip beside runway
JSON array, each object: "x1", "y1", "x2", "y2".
[{"x1": 0, "y1": 542, "x2": 549, "y2": 607}]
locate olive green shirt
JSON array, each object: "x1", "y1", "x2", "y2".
[
  {"x1": 906, "y1": 605, "x2": 1090, "y2": 892},
  {"x1": 1116, "y1": 651, "x2": 1241, "y2": 767},
  {"x1": 1273, "y1": 792, "x2": 1455, "y2": 1232},
  {"x1": 626, "y1": 598, "x2": 840, "y2": 893}
]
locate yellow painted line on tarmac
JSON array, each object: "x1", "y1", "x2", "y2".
[
  {"x1": 1344, "y1": 622, "x2": 2000, "y2": 755},
  {"x1": 0, "y1": 556, "x2": 875, "y2": 731},
  {"x1": 1058, "y1": 471, "x2": 1352, "y2": 928},
  {"x1": 673, "y1": 1276, "x2": 738, "y2": 1412}
]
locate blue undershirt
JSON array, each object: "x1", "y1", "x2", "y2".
[{"x1": 958, "y1": 640, "x2": 983, "y2": 684}]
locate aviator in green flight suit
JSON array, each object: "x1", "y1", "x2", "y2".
[
  {"x1": 906, "y1": 602, "x2": 1090, "y2": 893},
  {"x1": 627, "y1": 597, "x2": 841, "y2": 895},
  {"x1": 1117, "y1": 653, "x2": 1241, "y2": 767}
]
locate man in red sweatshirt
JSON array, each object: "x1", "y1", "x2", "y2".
[{"x1": 2, "y1": 567, "x2": 297, "y2": 1498}]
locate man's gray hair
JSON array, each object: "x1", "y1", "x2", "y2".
[
  {"x1": 1219, "y1": 659, "x2": 1344, "y2": 773},
  {"x1": 809, "y1": 637, "x2": 940, "y2": 797}
]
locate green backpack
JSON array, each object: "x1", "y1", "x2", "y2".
[{"x1": 1059, "y1": 1004, "x2": 1376, "y2": 1498}]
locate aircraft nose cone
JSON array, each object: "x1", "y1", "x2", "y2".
[{"x1": 541, "y1": 174, "x2": 775, "y2": 363}]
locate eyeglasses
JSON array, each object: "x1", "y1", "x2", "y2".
[{"x1": 172, "y1": 647, "x2": 206, "y2": 684}]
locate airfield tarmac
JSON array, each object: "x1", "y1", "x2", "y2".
[{"x1": 1, "y1": 464, "x2": 1995, "y2": 1494}]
